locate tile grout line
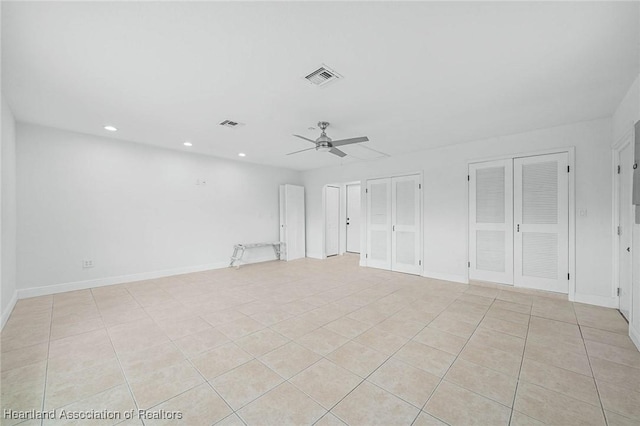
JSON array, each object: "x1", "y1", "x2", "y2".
[
  {"x1": 188, "y1": 350, "x2": 247, "y2": 425},
  {"x1": 91, "y1": 286, "x2": 147, "y2": 426},
  {"x1": 352, "y1": 290, "x2": 467, "y2": 415},
  {"x1": 272, "y1": 305, "x2": 386, "y2": 425},
  {"x1": 121, "y1": 273, "x2": 389, "y2": 424},
  {"x1": 221, "y1": 291, "x2": 381, "y2": 424},
  {"x1": 108, "y1": 279, "x2": 255, "y2": 423},
  {"x1": 517, "y1": 303, "x2": 625, "y2": 425},
  {"x1": 39, "y1": 299, "x2": 54, "y2": 426},
  {"x1": 225, "y1": 285, "x2": 450, "y2": 425},
  {"x1": 417, "y1": 293, "x2": 510, "y2": 425},
  {"x1": 141, "y1": 286, "x2": 255, "y2": 424},
  {"x1": 507, "y1": 302, "x2": 532, "y2": 426},
  {"x1": 577, "y1": 321, "x2": 610, "y2": 426}
]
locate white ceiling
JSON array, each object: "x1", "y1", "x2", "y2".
[{"x1": 3, "y1": 1, "x2": 638, "y2": 171}]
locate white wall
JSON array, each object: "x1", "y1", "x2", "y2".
[
  {"x1": 16, "y1": 123, "x2": 301, "y2": 296},
  {"x1": 1, "y1": 96, "x2": 18, "y2": 328},
  {"x1": 303, "y1": 118, "x2": 614, "y2": 305},
  {"x1": 613, "y1": 75, "x2": 639, "y2": 144},
  {"x1": 612, "y1": 73, "x2": 640, "y2": 349}
]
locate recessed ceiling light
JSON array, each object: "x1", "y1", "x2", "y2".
[
  {"x1": 238, "y1": 153, "x2": 246, "y2": 157},
  {"x1": 183, "y1": 142, "x2": 192, "y2": 147},
  {"x1": 103, "y1": 125, "x2": 118, "y2": 132}
]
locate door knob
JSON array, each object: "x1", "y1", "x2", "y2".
[{"x1": 627, "y1": 247, "x2": 631, "y2": 252}]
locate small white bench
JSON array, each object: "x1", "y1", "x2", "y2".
[{"x1": 229, "y1": 242, "x2": 284, "y2": 268}]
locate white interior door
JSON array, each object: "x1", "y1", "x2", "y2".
[
  {"x1": 469, "y1": 160, "x2": 514, "y2": 285},
  {"x1": 279, "y1": 184, "x2": 306, "y2": 261},
  {"x1": 346, "y1": 184, "x2": 361, "y2": 253},
  {"x1": 366, "y1": 178, "x2": 392, "y2": 270},
  {"x1": 391, "y1": 175, "x2": 422, "y2": 275},
  {"x1": 514, "y1": 153, "x2": 569, "y2": 293},
  {"x1": 618, "y1": 143, "x2": 633, "y2": 320},
  {"x1": 325, "y1": 185, "x2": 340, "y2": 257}
]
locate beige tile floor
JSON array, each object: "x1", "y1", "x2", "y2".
[{"x1": 1, "y1": 254, "x2": 639, "y2": 426}]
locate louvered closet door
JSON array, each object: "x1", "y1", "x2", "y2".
[
  {"x1": 514, "y1": 153, "x2": 569, "y2": 293},
  {"x1": 469, "y1": 160, "x2": 514, "y2": 285},
  {"x1": 391, "y1": 175, "x2": 422, "y2": 275},
  {"x1": 366, "y1": 178, "x2": 392, "y2": 270}
]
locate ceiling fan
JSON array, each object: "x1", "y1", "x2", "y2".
[{"x1": 287, "y1": 121, "x2": 369, "y2": 157}]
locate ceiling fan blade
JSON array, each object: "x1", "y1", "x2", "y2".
[
  {"x1": 286, "y1": 147, "x2": 316, "y2": 156},
  {"x1": 331, "y1": 136, "x2": 369, "y2": 147},
  {"x1": 329, "y1": 147, "x2": 347, "y2": 157},
  {"x1": 293, "y1": 134, "x2": 317, "y2": 144}
]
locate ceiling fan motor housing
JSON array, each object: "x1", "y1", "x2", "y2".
[
  {"x1": 315, "y1": 122, "x2": 332, "y2": 151},
  {"x1": 316, "y1": 141, "x2": 332, "y2": 152}
]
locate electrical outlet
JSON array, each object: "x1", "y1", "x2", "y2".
[{"x1": 82, "y1": 260, "x2": 94, "y2": 269}]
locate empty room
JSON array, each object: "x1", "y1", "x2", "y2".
[{"x1": 1, "y1": 1, "x2": 639, "y2": 425}]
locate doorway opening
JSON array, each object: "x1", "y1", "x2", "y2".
[
  {"x1": 614, "y1": 137, "x2": 634, "y2": 320},
  {"x1": 324, "y1": 185, "x2": 340, "y2": 257}
]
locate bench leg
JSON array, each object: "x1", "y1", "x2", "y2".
[
  {"x1": 229, "y1": 247, "x2": 240, "y2": 267},
  {"x1": 235, "y1": 247, "x2": 245, "y2": 269}
]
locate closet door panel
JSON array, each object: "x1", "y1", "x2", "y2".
[
  {"x1": 366, "y1": 178, "x2": 392, "y2": 270},
  {"x1": 469, "y1": 160, "x2": 514, "y2": 285},
  {"x1": 514, "y1": 153, "x2": 569, "y2": 293},
  {"x1": 391, "y1": 174, "x2": 422, "y2": 275}
]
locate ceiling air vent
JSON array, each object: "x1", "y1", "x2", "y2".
[
  {"x1": 304, "y1": 65, "x2": 342, "y2": 87},
  {"x1": 219, "y1": 120, "x2": 240, "y2": 128}
]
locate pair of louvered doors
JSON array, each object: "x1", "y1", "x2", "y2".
[
  {"x1": 366, "y1": 174, "x2": 422, "y2": 275},
  {"x1": 469, "y1": 153, "x2": 569, "y2": 293}
]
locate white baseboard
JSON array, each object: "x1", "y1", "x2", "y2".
[
  {"x1": 423, "y1": 271, "x2": 469, "y2": 284},
  {"x1": 17, "y1": 261, "x2": 230, "y2": 299},
  {"x1": 572, "y1": 293, "x2": 618, "y2": 309},
  {"x1": 1, "y1": 290, "x2": 18, "y2": 331},
  {"x1": 306, "y1": 252, "x2": 323, "y2": 260},
  {"x1": 630, "y1": 323, "x2": 640, "y2": 352}
]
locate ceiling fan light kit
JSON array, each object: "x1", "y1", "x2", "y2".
[{"x1": 287, "y1": 121, "x2": 369, "y2": 158}]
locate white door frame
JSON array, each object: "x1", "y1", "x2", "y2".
[
  {"x1": 345, "y1": 182, "x2": 362, "y2": 254},
  {"x1": 612, "y1": 129, "x2": 634, "y2": 316},
  {"x1": 321, "y1": 183, "x2": 340, "y2": 259},
  {"x1": 320, "y1": 181, "x2": 362, "y2": 259},
  {"x1": 364, "y1": 171, "x2": 424, "y2": 275},
  {"x1": 324, "y1": 185, "x2": 340, "y2": 257},
  {"x1": 466, "y1": 147, "x2": 576, "y2": 300}
]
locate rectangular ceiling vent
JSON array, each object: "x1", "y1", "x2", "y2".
[
  {"x1": 304, "y1": 65, "x2": 342, "y2": 87},
  {"x1": 219, "y1": 120, "x2": 240, "y2": 128}
]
